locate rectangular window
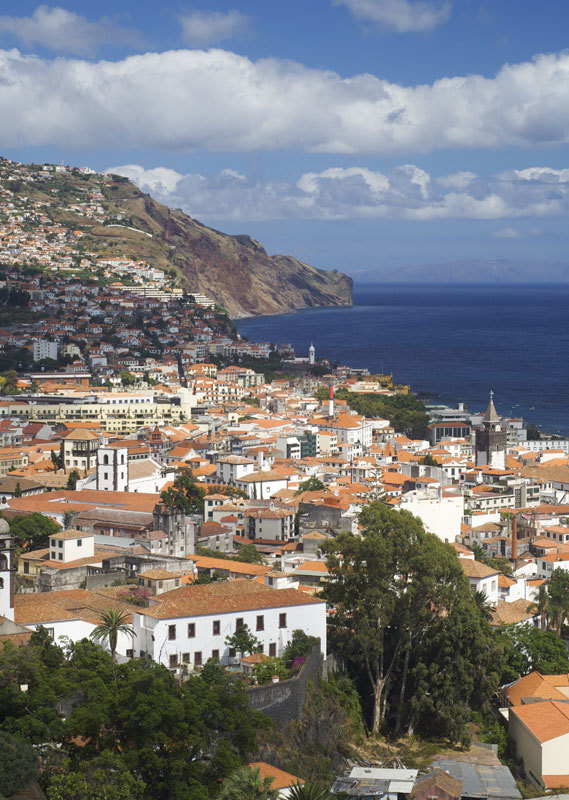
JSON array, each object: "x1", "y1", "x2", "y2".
[
  {"x1": 229, "y1": 647, "x2": 236, "y2": 658},
  {"x1": 279, "y1": 613, "x2": 286, "y2": 629},
  {"x1": 236, "y1": 617, "x2": 244, "y2": 629},
  {"x1": 23, "y1": 561, "x2": 29, "y2": 574},
  {"x1": 51, "y1": 551, "x2": 56, "y2": 560},
  {"x1": 45, "y1": 628, "x2": 55, "y2": 639},
  {"x1": 212, "y1": 649, "x2": 219, "y2": 661},
  {"x1": 269, "y1": 643, "x2": 276, "y2": 657},
  {"x1": 182, "y1": 653, "x2": 190, "y2": 663},
  {"x1": 58, "y1": 553, "x2": 63, "y2": 561},
  {"x1": 212, "y1": 620, "x2": 220, "y2": 636},
  {"x1": 126, "y1": 649, "x2": 133, "y2": 659},
  {"x1": 256, "y1": 615, "x2": 264, "y2": 631},
  {"x1": 168, "y1": 625, "x2": 176, "y2": 641},
  {"x1": 58, "y1": 540, "x2": 63, "y2": 548},
  {"x1": 77, "y1": 539, "x2": 82, "y2": 547},
  {"x1": 194, "y1": 652, "x2": 202, "y2": 666},
  {"x1": 169, "y1": 654, "x2": 178, "y2": 668},
  {"x1": 187, "y1": 623, "x2": 195, "y2": 638}
]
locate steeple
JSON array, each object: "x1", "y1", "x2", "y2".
[{"x1": 483, "y1": 390, "x2": 499, "y2": 425}]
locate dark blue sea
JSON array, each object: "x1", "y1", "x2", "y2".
[{"x1": 236, "y1": 284, "x2": 569, "y2": 437}]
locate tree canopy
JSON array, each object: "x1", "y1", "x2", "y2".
[
  {"x1": 160, "y1": 470, "x2": 205, "y2": 515},
  {"x1": 10, "y1": 512, "x2": 60, "y2": 553},
  {"x1": 497, "y1": 624, "x2": 569, "y2": 683},
  {"x1": 321, "y1": 502, "x2": 503, "y2": 741}
]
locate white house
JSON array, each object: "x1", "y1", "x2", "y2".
[
  {"x1": 399, "y1": 489, "x2": 464, "y2": 543},
  {"x1": 215, "y1": 455, "x2": 257, "y2": 485},
  {"x1": 133, "y1": 580, "x2": 326, "y2": 670},
  {"x1": 236, "y1": 469, "x2": 291, "y2": 500},
  {"x1": 460, "y1": 559, "x2": 500, "y2": 605},
  {"x1": 509, "y1": 700, "x2": 569, "y2": 791}
]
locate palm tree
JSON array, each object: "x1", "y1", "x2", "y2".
[
  {"x1": 473, "y1": 589, "x2": 493, "y2": 621},
  {"x1": 217, "y1": 766, "x2": 278, "y2": 800},
  {"x1": 287, "y1": 781, "x2": 333, "y2": 800},
  {"x1": 90, "y1": 609, "x2": 134, "y2": 662},
  {"x1": 528, "y1": 584, "x2": 549, "y2": 631}
]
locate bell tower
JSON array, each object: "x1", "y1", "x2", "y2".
[
  {"x1": 0, "y1": 519, "x2": 15, "y2": 621},
  {"x1": 475, "y1": 391, "x2": 507, "y2": 469}
]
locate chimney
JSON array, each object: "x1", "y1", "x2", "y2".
[
  {"x1": 512, "y1": 515, "x2": 518, "y2": 563},
  {"x1": 328, "y1": 384, "x2": 334, "y2": 419}
]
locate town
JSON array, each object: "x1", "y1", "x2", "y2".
[{"x1": 1, "y1": 159, "x2": 569, "y2": 799}]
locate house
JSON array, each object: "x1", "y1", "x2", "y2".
[
  {"x1": 132, "y1": 579, "x2": 326, "y2": 671},
  {"x1": 509, "y1": 701, "x2": 569, "y2": 791},
  {"x1": 501, "y1": 671, "x2": 569, "y2": 709},
  {"x1": 332, "y1": 767, "x2": 418, "y2": 799},
  {"x1": 410, "y1": 769, "x2": 462, "y2": 800},
  {"x1": 248, "y1": 762, "x2": 304, "y2": 798},
  {"x1": 459, "y1": 559, "x2": 500, "y2": 605}
]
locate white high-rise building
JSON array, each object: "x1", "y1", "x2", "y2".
[
  {"x1": 33, "y1": 339, "x2": 58, "y2": 362},
  {"x1": 0, "y1": 519, "x2": 14, "y2": 621},
  {"x1": 96, "y1": 447, "x2": 128, "y2": 492}
]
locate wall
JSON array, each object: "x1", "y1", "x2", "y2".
[
  {"x1": 84, "y1": 571, "x2": 128, "y2": 591},
  {"x1": 245, "y1": 644, "x2": 321, "y2": 726}
]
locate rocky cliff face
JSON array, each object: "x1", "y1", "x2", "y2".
[{"x1": 86, "y1": 176, "x2": 353, "y2": 317}]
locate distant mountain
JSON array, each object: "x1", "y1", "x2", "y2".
[
  {"x1": 353, "y1": 259, "x2": 569, "y2": 284},
  {"x1": 1, "y1": 160, "x2": 352, "y2": 317}
]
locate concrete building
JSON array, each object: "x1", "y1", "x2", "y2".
[
  {"x1": 33, "y1": 339, "x2": 58, "y2": 361},
  {"x1": 62, "y1": 428, "x2": 99, "y2": 472},
  {"x1": 509, "y1": 701, "x2": 569, "y2": 791}
]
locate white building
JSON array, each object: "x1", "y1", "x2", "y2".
[
  {"x1": 460, "y1": 559, "x2": 500, "y2": 605},
  {"x1": 133, "y1": 581, "x2": 326, "y2": 670},
  {"x1": 398, "y1": 489, "x2": 464, "y2": 543},
  {"x1": 33, "y1": 339, "x2": 58, "y2": 361}
]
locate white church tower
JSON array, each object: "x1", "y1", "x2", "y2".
[
  {"x1": 0, "y1": 519, "x2": 15, "y2": 621},
  {"x1": 96, "y1": 446, "x2": 129, "y2": 492},
  {"x1": 308, "y1": 342, "x2": 315, "y2": 365}
]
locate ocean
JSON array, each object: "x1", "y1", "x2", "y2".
[{"x1": 236, "y1": 283, "x2": 569, "y2": 437}]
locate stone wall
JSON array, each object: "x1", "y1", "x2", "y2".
[
  {"x1": 85, "y1": 571, "x2": 128, "y2": 591},
  {"x1": 245, "y1": 644, "x2": 321, "y2": 726}
]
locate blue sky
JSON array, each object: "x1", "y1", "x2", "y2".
[{"x1": 2, "y1": 0, "x2": 569, "y2": 276}]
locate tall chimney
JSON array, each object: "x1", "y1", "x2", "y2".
[
  {"x1": 328, "y1": 384, "x2": 334, "y2": 419},
  {"x1": 512, "y1": 515, "x2": 518, "y2": 564}
]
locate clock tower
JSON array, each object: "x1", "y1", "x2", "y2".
[{"x1": 475, "y1": 391, "x2": 507, "y2": 470}]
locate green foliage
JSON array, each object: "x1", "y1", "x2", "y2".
[
  {"x1": 217, "y1": 765, "x2": 279, "y2": 800},
  {"x1": 46, "y1": 752, "x2": 146, "y2": 800},
  {"x1": 89, "y1": 608, "x2": 134, "y2": 662},
  {"x1": 0, "y1": 369, "x2": 20, "y2": 395},
  {"x1": 0, "y1": 731, "x2": 39, "y2": 798},
  {"x1": 321, "y1": 502, "x2": 503, "y2": 740},
  {"x1": 66, "y1": 469, "x2": 80, "y2": 491},
  {"x1": 318, "y1": 388, "x2": 429, "y2": 439},
  {"x1": 418, "y1": 453, "x2": 439, "y2": 466},
  {"x1": 235, "y1": 543, "x2": 265, "y2": 564},
  {"x1": 13, "y1": 481, "x2": 22, "y2": 497},
  {"x1": 497, "y1": 624, "x2": 569, "y2": 683},
  {"x1": 283, "y1": 630, "x2": 320, "y2": 664},
  {"x1": 547, "y1": 568, "x2": 569, "y2": 636},
  {"x1": 225, "y1": 623, "x2": 260, "y2": 657},
  {"x1": 160, "y1": 470, "x2": 205, "y2": 515},
  {"x1": 471, "y1": 545, "x2": 512, "y2": 575},
  {"x1": 0, "y1": 636, "x2": 268, "y2": 800},
  {"x1": 10, "y1": 512, "x2": 60, "y2": 553},
  {"x1": 477, "y1": 716, "x2": 509, "y2": 761},
  {"x1": 254, "y1": 658, "x2": 290, "y2": 685},
  {"x1": 120, "y1": 369, "x2": 136, "y2": 387},
  {"x1": 287, "y1": 782, "x2": 333, "y2": 800},
  {"x1": 296, "y1": 477, "x2": 326, "y2": 495}
]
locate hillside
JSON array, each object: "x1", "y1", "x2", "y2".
[{"x1": 0, "y1": 161, "x2": 352, "y2": 317}]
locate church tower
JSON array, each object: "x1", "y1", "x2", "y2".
[
  {"x1": 475, "y1": 392, "x2": 507, "y2": 469},
  {"x1": 96, "y1": 446, "x2": 128, "y2": 492},
  {"x1": 0, "y1": 519, "x2": 15, "y2": 621}
]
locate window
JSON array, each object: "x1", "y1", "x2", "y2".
[
  {"x1": 126, "y1": 649, "x2": 133, "y2": 659},
  {"x1": 187, "y1": 623, "x2": 195, "y2": 638},
  {"x1": 0, "y1": 578, "x2": 3, "y2": 589},
  {"x1": 45, "y1": 628, "x2": 55, "y2": 639},
  {"x1": 158, "y1": 581, "x2": 163, "y2": 589},
  {"x1": 23, "y1": 561, "x2": 29, "y2": 575},
  {"x1": 168, "y1": 625, "x2": 176, "y2": 641},
  {"x1": 212, "y1": 620, "x2": 220, "y2": 636},
  {"x1": 58, "y1": 540, "x2": 63, "y2": 548},
  {"x1": 58, "y1": 553, "x2": 63, "y2": 561},
  {"x1": 269, "y1": 643, "x2": 276, "y2": 657},
  {"x1": 236, "y1": 617, "x2": 244, "y2": 629},
  {"x1": 229, "y1": 647, "x2": 236, "y2": 658},
  {"x1": 77, "y1": 539, "x2": 82, "y2": 547},
  {"x1": 212, "y1": 649, "x2": 219, "y2": 661},
  {"x1": 169, "y1": 654, "x2": 178, "y2": 668},
  {"x1": 194, "y1": 652, "x2": 202, "y2": 666},
  {"x1": 279, "y1": 613, "x2": 286, "y2": 628},
  {"x1": 51, "y1": 551, "x2": 56, "y2": 560},
  {"x1": 256, "y1": 615, "x2": 264, "y2": 631},
  {"x1": 182, "y1": 653, "x2": 190, "y2": 663}
]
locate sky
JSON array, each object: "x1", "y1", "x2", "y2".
[{"x1": 2, "y1": 0, "x2": 569, "y2": 277}]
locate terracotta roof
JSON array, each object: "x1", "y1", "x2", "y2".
[
  {"x1": 491, "y1": 599, "x2": 538, "y2": 626},
  {"x1": 511, "y1": 700, "x2": 569, "y2": 742},
  {"x1": 460, "y1": 559, "x2": 500, "y2": 579},
  {"x1": 140, "y1": 580, "x2": 324, "y2": 620},
  {"x1": 192, "y1": 555, "x2": 269, "y2": 576},
  {"x1": 50, "y1": 529, "x2": 94, "y2": 541},
  {"x1": 138, "y1": 568, "x2": 185, "y2": 580},
  {"x1": 248, "y1": 762, "x2": 304, "y2": 790}
]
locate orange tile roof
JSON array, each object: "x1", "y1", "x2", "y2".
[
  {"x1": 506, "y1": 671, "x2": 569, "y2": 707},
  {"x1": 248, "y1": 762, "x2": 304, "y2": 790},
  {"x1": 511, "y1": 700, "x2": 569, "y2": 742}
]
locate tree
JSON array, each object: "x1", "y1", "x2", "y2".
[
  {"x1": 120, "y1": 369, "x2": 136, "y2": 387},
  {"x1": 217, "y1": 766, "x2": 279, "y2": 800},
  {"x1": 0, "y1": 369, "x2": 20, "y2": 395},
  {"x1": 225, "y1": 624, "x2": 260, "y2": 657},
  {"x1": 321, "y1": 502, "x2": 503, "y2": 739},
  {"x1": 547, "y1": 568, "x2": 569, "y2": 636},
  {"x1": 235, "y1": 543, "x2": 265, "y2": 564},
  {"x1": 473, "y1": 589, "x2": 493, "y2": 621},
  {"x1": 160, "y1": 470, "x2": 205, "y2": 515},
  {"x1": 0, "y1": 731, "x2": 39, "y2": 798},
  {"x1": 287, "y1": 783, "x2": 333, "y2": 800},
  {"x1": 283, "y1": 630, "x2": 319, "y2": 664},
  {"x1": 90, "y1": 609, "x2": 134, "y2": 662},
  {"x1": 254, "y1": 657, "x2": 289, "y2": 685},
  {"x1": 529, "y1": 584, "x2": 549, "y2": 631},
  {"x1": 46, "y1": 752, "x2": 145, "y2": 800},
  {"x1": 418, "y1": 453, "x2": 440, "y2": 466},
  {"x1": 14, "y1": 481, "x2": 22, "y2": 497},
  {"x1": 497, "y1": 624, "x2": 569, "y2": 683},
  {"x1": 296, "y1": 477, "x2": 326, "y2": 495},
  {"x1": 66, "y1": 469, "x2": 80, "y2": 491},
  {"x1": 10, "y1": 512, "x2": 60, "y2": 553}
]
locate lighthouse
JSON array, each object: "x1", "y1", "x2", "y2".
[
  {"x1": 328, "y1": 384, "x2": 335, "y2": 419},
  {"x1": 308, "y1": 342, "x2": 315, "y2": 366}
]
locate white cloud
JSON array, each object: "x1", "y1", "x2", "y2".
[
  {"x1": 333, "y1": 0, "x2": 451, "y2": 32},
  {"x1": 105, "y1": 163, "x2": 569, "y2": 223},
  {"x1": 0, "y1": 5, "x2": 139, "y2": 56},
  {"x1": 4, "y1": 48, "x2": 569, "y2": 154},
  {"x1": 179, "y1": 9, "x2": 251, "y2": 46}
]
